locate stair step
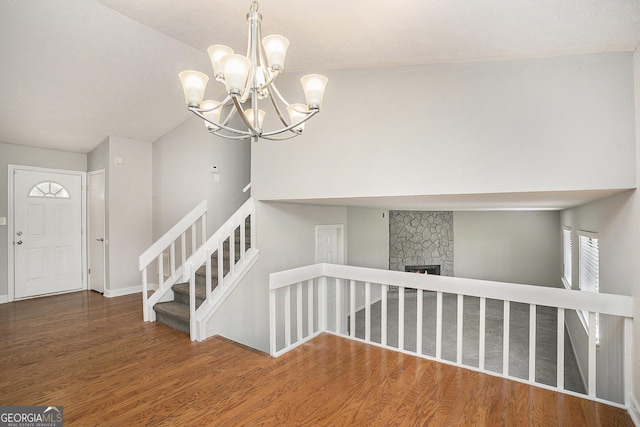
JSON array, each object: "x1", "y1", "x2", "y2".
[
  {"x1": 172, "y1": 282, "x2": 207, "y2": 306},
  {"x1": 154, "y1": 301, "x2": 190, "y2": 334}
]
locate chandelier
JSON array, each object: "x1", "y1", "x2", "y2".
[{"x1": 178, "y1": 1, "x2": 328, "y2": 141}]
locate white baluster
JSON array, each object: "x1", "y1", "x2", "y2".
[
  {"x1": 308, "y1": 279, "x2": 314, "y2": 336},
  {"x1": 588, "y1": 311, "x2": 597, "y2": 397},
  {"x1": 436, "y1": 291, "x2": 443, "y2": 359},
  {"x1": 503, "y1": 300, "x2": 510, "y2": 375},
  {"x1": 557, "y1": 308, "x2": 565, "y2": 390},
  {"x1": 529, "y1": 304, "x2": 537, "y2": 382},
  {"x1": 624, "y1": 317, "x2": 632, "y2": 406},
  {"x1": 142, "y1": 267, "x2": 149, "y2": 321},
  {"x1": 336, "y1": 279, "x2": 342, "y2": 334},
  {"x1": 181, "y1": 233, "x2": 187, "y2": 266},
  {"x1": 285, "y1": 286, "x2": 291, "y2": 347},
  {"x1": 398, "y1": 287, "x2": 405, "y2": 350},
  {"x1": 297, "y1": 282, "x2": 303, "y2": 341},
  {"x1": 457, "y1": 294, "x2": 463, "y2": 364},
  {"x1": 191, "y1": 223, "x2": 197, "y2": 255},
  {"x1": 416, "y1": 289, "x2": 423, "y2": 355},
  {"x1": 269, "y1": 287, "x2": 276, "y2": 356},
  {"x1": 169, "y1": 242, "x2": 176, "y2": 278},
  {"x1": 350, "y1": 280, "x2": 356, "y2": 338},
  {"x1": 205, "y1": 247, "x2": 212, "y2": 301},
  {"x1": 381, "y1": 285, "x2": 388, "y2": 346},
  {"x1": 479, "y1": 297, "x2": 486, "y2": 370},
  {"x1": 365, "y1": 282, "x2": 371, "y2": 342},
  {"x1": 319, "y1": 276, "x2": 327, "y2": 331}
]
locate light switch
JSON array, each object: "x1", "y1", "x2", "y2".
[{"x1": 0, "y1": 217, "x2": 6, "y2": 226}]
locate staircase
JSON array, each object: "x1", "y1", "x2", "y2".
[{"x1": 153, "y1": 218, "x2": 251, "y2": 334}]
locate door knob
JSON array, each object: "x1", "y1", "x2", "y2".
[
  {"x1": 16, "y1": 240, "x2": 22, "y2": 245},
  {"x1": 16, "y1": 231, "x2": 22, "y2": 236},
  {"x1": 96, "y1": 238, "x2": 104, "y2": 242}
]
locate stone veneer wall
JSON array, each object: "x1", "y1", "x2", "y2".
[{"x1": 389, "y1": 211, "x2": 454, "y2": 276}]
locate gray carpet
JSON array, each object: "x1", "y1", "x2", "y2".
[{"x1": 350, "y1": 291, "x2": 586, "y2": 394}]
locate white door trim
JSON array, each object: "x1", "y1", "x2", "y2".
[
  {"x1": 88, "y1": 169, "x2": 106, "y2": 293},
  {"x1": 7, "y1": 164, "x2": 87, "y2": 302}
]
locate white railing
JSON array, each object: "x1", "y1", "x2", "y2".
[
  {"x1": 183, "y1": 197, "x2": 258, "y2": 341},
  {"x1": 139, "y1": 200, "x2": 207, "y2": 322},
  {"x1": 270, "y1": 263, "x2": 633, "y2": 409}
]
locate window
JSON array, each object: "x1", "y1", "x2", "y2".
[
  {"x1": 29, "y1": 181, "x2": 70, "y2": 198},
  {"x1": 562, "y1": 227, "x2": 572, "y2": 289},
  {"x1": 578, "y1": 231, "x2": 599, "y2": 343}
]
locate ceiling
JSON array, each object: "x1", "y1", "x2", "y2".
[{"x1": 0, "y1": 0, "x2": 639, "y2": 209}]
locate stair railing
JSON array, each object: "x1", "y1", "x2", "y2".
[
  {"x1": 139, "y1": 200, "x2": 207, "y2": 321},
  {"x1": 270, "y1": 263, "x2": 633, "y2": 410},
  {"x1": 182, "y1": 197, "x2": 258, "y2": 340}
]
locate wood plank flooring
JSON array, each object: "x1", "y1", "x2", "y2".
[{"x1": 0, "y1": 291, "x2": 633, "y2": 426}]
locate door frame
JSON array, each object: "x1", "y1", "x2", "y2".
[
  {"x1": 7, "y1": 164, "x2": 87, "y2": 302},
  {"x1": 315, "y1": 224, "x2": 345, "y2": 265},
  {"x1": 88, "y1": 169, "x2": 106, "y2": 293}
]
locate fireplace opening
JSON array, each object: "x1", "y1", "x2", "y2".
[{"x1": 405, "y1": 265, "x2": 441, "y2": 275}]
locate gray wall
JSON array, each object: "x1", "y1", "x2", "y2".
[
  {"x1": 0, "y1": 142, "x2": 86, "y2": 299},
  {"x1": 454, "y1": 211, "x2": 562, "y2": 287},
  {"x1": 107, "y1": 137, "x2": 153, "y2": 293},
  {"x1": 346, "y1": 207, "x2": 389, "y2": 269},
  {"x1": 253, "y1": 52, "x2": 636, "y2": 202},
  {"x1": 152, "y1": 116, "x2": 250, "y2": 239},
  {"x1": 86, "y1": 136, "x2": 153, "y2": 294},
  {"x1": 207, "y1": 201, "x2": 348, "y2": 352},
  {"x1": 561, "y1": 190, "x2": 636, "y2": 403}
]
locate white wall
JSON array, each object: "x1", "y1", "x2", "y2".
[
  {"x1": 106, "y1": 137, "x2": 153, "y2": 294},
  {"x1": 253, "y1": 53, "x2": 635, "y2": 202},
  {"x1": 346, "y1": 207, "x2": 389, "y2": 269},
  {"x1": 0, "y1": 142, "x2": 86, "y2": 298},
  {"x1": 454, "y1": 211, "x2": 562, "y2": 287},
  {"x1": 207, "y1": 201, "x2": 348, "y2": 352},
  {"x1": 634, "y1": 47, "x2": 640, "y2": 420}
]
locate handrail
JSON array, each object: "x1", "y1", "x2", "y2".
[
  {"x1": 138, "y1": 200, "x2": 207, "y2": 322},
  {"x1": 242, "y1": 182, "x2": 251, "y2": 193},
  {"x1": 270, "y1": 263, "x2": 632, "y2": 318},
  {"x1": 139, "y1": 200, "x2": 207, "y2": 270},
  {"x1": 269, "y1": 263, "x2": 634, "y2": 409}
]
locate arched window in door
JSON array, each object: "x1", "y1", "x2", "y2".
[{"x1": 28, "y1": 181, "x2": 71, "y2": 198}]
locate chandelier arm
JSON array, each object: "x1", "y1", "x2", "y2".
[
  {"x1": 267, "y1": 87, "x2": 291, "y2": 128},
  {"x1": 258, "y1": 68, "x2": 280, "y2": 91},
  {"x1": 268, "y1": 82, "x2": 296, "y2": 109},
  {"x1": 188, "y1": 107, "x2": 252, "y2": 136},
  {"x1": 232, "y1": 95, "x2": 261, "y2": 136},
  {"x1": 210, "y1": 129, "x2": 252, "y2": 140},
  {"x1": 191, "y1": 95, "x2": 232, "y2": 113},
  {"x1": 221, "y1": 106, "x2": 237, "y2": 126},
  {"x1": 258, "y1": 132, "x2": 303, "y2": 141},
  {"x1": 261, "y1": 108, "x2": 319, "y2": 137}
]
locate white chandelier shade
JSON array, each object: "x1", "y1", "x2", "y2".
[{"x1": 178, "y1": 1, "x2": 328, "y2": 141}]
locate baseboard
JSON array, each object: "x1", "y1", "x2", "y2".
[
  {"x1": 0, "y1": 295, "x2": 8, "y2": 304},
  {"x1": 104, "y1": 283, "x2": 158, "y2": 298},
  {"x1": 630, "y1": 393, "x2": 640, "y2": 427}
]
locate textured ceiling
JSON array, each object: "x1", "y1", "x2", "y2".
[{"x1": 0, "y1": 0, "x2": 638, "y2": 208}]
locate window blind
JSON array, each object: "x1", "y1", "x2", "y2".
[
  {"x1": 562, "y1": 227, "x2": 572, "y2": 288},
  {"x1": 579, "y1": 232, "x2": 599, "y2": 342}
]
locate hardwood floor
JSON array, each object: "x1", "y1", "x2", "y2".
[{"x1": 0, "y1": 291, "x2": 633, "y2": 426}]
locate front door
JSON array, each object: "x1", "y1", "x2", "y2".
[{"x1": 13, "y1": 168, "x2": 84, "y2": 299}]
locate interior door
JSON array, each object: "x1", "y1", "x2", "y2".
[
  {"x1": 13, "y1": 169, "x2": 83, "y2": 299},
  {"x1": 89, "y1": 171, "x2": 106, "y2": 293},
  {"x1": 316, "y1": 224, "x2": 345, "y2": 332}
]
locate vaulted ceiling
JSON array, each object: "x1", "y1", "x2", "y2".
[{"x1": 0, "y1": 0, "x2": 638, "y2": 154}]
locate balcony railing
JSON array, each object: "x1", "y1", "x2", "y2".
[{"x1": 269, "y1": 263, "x2": 633, "y2": 409}]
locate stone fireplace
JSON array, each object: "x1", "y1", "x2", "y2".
[{"x1": 389, "y1": 211, "x2": 454, "y2": 276}]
